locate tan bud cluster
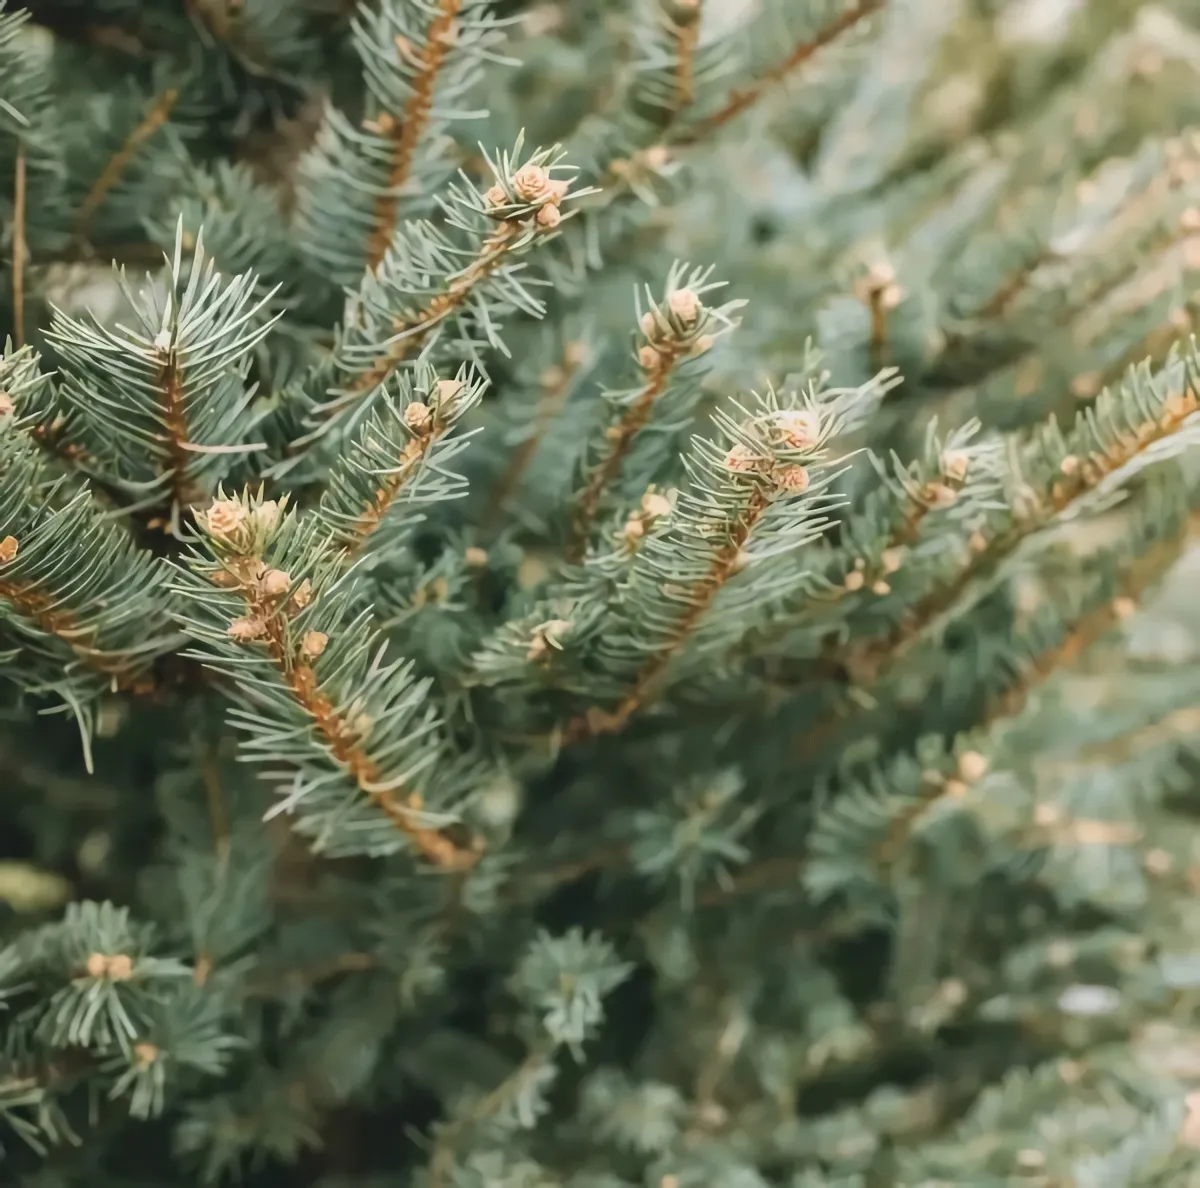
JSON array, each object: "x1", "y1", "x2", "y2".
[
  {"x1": 844, "y1": 569, "x2": 866, "y2": 592},
  {"x1": 774, "y1": 409, "x2": 821, "y2": 450},
  {"x1": 485, "y1": 183, "x2": 508, "y2": 208},
  {"x1": 134, "y1": 1042, "x2": 160, "y2": 1067},
  {"x1": 536, "y1": 204, "x2": 562, "y2": 229},
  {"x1": 404, "y1": 402, "x2": 433, "y2": 432},
  {"x1": 86, "y1": 952, "x2": 135, "y2": 980},
  {"x1": 261, "y1": 569, "x2": 291, "y2": 598},
  {"x1": 723, "y1": 443, "x2": 760, "y2": 473},
  {"x1": 957, "y1": 750, "x2": 989, "y2": 783},
  {"x1": 0, "y1": 535, "x2": 17, "y2": 563},
  {"x1": 923, "y1": 482, "x2": 958, "y2": 509},
  {"x1": 667, "y1": 287, "x2": 701, "y2": 326},
  {"x1": 881, "y1": 547, "x2": 903, "y2": 574},
  {"x1": 203, "y1": 498, "x2": 248, "y2": 543},
  {"x1": 291, "y1": 579, "x2": 314, "y2": 610},
  {"x1": 464, "y1": 546, "x2": 489, "y2": 568},
  {"x1": 302, "y1": 630, "x2": 329, "y2": 659},
  {"x1": 0, "y1": 391, "x2": 13, "y2": 416},
  {"x1": 512, "y1": 164, "x2": 552, "y2": 202},
  {"x1": 641, "y1": 490, "x2": 672, "y2": 519},
  {"x1": 228, "y1": 616, "x2": 266, "y2": 643},
  {"x1": 774, "y1": 464, "x2": 810, "y2": 494}
]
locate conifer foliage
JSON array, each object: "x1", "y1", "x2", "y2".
[{"x1": 5, "y1": 0, "x2": 1200, "y2": 1184}]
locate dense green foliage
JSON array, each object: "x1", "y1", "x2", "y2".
[{"x1": 5, "y1": 0, "x2": 1200, "y2": 1184}]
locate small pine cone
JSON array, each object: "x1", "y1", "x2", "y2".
[
  {"x1": 228, "y1": 616, "x2": 266, "y2": 643},
  {"x1": 775, "y1": 409, "x2": 821, "y2": 449},
  {"x1": 689, "y1": 334, "x2": 714, "y2": 357},
  {"x1": 106, "y1": 954, "x2": 134, "y2": 981},
  {"x1": 774, "y1": 464, "x2": 810, "y2": 493},
  {"x1": 1059, "y1": 454, "x2": 1080, "y2": 476},
  {"x1": 941, "y1": 450, "x2": 970, "y2": 483},
  {"x1": 0, "y1": 392, "x2": 13, "y2": 416},
  {"x1": 535, "y1": 203, "x2": 562, "y2": 230},
  {"x1": 0, "y1": 535, "x2": 17, "y2": 563},
  {"x1": 622, "y1": 515, "x2": 645, "y2": 546},
  {"x1": 512, "y1": 164, "x2": 552, "y2": 202},
  {"x1": 527, "y1": 618, "x2": 570, "y2": 661},
  {"x1": 484, "y1": 183, "x2": 508, "y2": 208},
  {"x1": 641, "y1": 490, "x2": 672, "y2": 519},
  {"x1": 436, "y1": 378, "x2": 464, "y2": 406},
  {"x1": 640, "y1": 310, "x2": 661, "y2": 340},
  {"x1": 667, "y1": 288, "x2": 702, "y2": 326},
  {"x1": 871, "y1": 579, "x2": 890, "y2": 595},
  {"x1": 844, "y1": 569, "x2": 865, "y2": 592},
  {"x1": 638, "y1": 344, "x2": 661, "y2": 370},
  {"x1": 464, "y1": 546, "x2": 488, "y2": 568},
  {"x1": 724, "y1": 443, "x2": 760, "y2": 473},
  {"x1": 364, "y1": 111, "x2": 398, "y2": 135},
  {"x1": 881, "y1": 547, "x2": 903, "y2": 574},
  {"x1": 404, "y1": 402, "x2": 433, "y2": 431},
  {"x1": 261, "y1": 569, "x2": 291, "y2": 598},
  {"x1": 202, "y1": 497, "x2": 248, "y2": 544},
  {"x1": 85, "y1": 952, "x2": 109, "y2": 978},
  {"x1": 302, "y1": 630, "x2": 329, "y2": 659},
  {"x1": 547, "y1": 178, "x2": 571, "y2": 204}
]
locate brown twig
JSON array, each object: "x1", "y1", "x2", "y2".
[
  {"x1": 673, "y1": 0, "x2": 885, "y2": 145},
  {"x1": 154, "y1": 338, "x2": 198, "y2": 516},
  {"x1": 73, "y1": 89, "x2": 178, "y2": 244},
  {"x1": 12, "y1": 146, "x2": 25, "y2": 348},
  {"x1": 566, "y1": 343, "x2": 685, "y2": 561},
  {"x1": 365, "y1": 0, "x2": 463, "y2": 270}
]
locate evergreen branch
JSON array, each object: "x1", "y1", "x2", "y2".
[
  {"x1": 295, "y1": 0, "x2": 502, "y2": 284},
  {"x1": 0, "y1": 406, "x2": 180, "y2": 709},
  {"x1": 175, "y1": 491, "x2": 477, "y2": 868},
  {"x1": 566, "y1": 390, "x2": 845, "y2": 740},
  {"x1": 348, "y1": 220, "x2": 519, "y2": 399},
  {"x1": 315, "y1": 362, "x2": 485, "y2": 564},
  {"x1": 566, "y1": 268, "x2": 734, "y2": 561},
  {"x1": 673, "y1": 0, "x2": 886, "y2": 146},
  {"x1": 845, "y1": 346, "x2": 1200, "y2": 686},
  {"x1": 45, "y1": 223, "x2": 279, "y2": 518},
  {"x1": 71, "y1": 88, "x2": 178, "y2": 244},
  {"x1": 365, "y1": 0, "x2": 463, "y2": 272},
  {"x1": 280, "y1": 140, "x2": 588, "y2": 455}
]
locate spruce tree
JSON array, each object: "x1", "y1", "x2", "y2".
[{"x1": 4, "y1": 0, "x2": 1200, "y2": 1184}]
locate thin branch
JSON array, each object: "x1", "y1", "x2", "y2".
[
  {"x1": 365, "y1": 0, "x2": 463, "y2": 271},
  {"x1": 301, "y1": 222, "x2": 521, "y2": 445},
  {"x1": 228, "y1": 564, "x2": 476, "y2": 869},
  {"x1": 568, "y1": 485, "x2": 771, "y2": 740},
  {"x1": 154, "y1": 338, "x2": 197, "y2": 518},
  {"x1": 673, "y1": 0, "x2": 886, "y2": 146},
  {"x1": 72, "y1": 89, "x2": 178, "y2": 244},
  {"x1": 11, "y1": 146, "x2": 26, "y2": 348},
  {"x1": 566, "y1": 341, "x2": 685, "y2": 561}
]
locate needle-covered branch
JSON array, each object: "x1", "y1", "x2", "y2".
[{"x1": 172, "y1": 489, "x2": 477, "y2": 867}]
